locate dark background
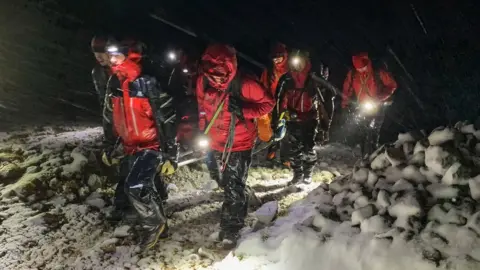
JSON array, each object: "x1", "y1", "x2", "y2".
[{"x1": 1, "y1": 0, "x2": 479, "y2": 142}]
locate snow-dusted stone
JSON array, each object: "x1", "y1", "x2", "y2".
[
  {"x1": 166, "y1": 183, "x2": 179, "y2": 192},
  {"x1": 403, "y1": 142, "x2": 414, "y2": 158},
  {"x1": 336, "y1": 205, "x2": 355, "y2": 221},
  {"x1": 395, "y1": 132, "x2": 416, "y2": 147},
  {"x1": 85, "y1": 198, "x2": 105, "y2": 209},
  {"x1": 329, "y1": 179, "x2": 348, "y2": 194},
  {"x1": 351, "y1": 204, "x2": 375, "y2": 225},
  {"x1": 402, "y1": 165, "x2": 427, "y2": 183},
  {"x1": 366, "y1": 170, "x2": 378, "y2": 187},
  {"x1": 428, "y1": 205, "x2": 466, "y2": 225},
  {"x1": 0, "y1": 162, "x2": 24, "y2": 181},
  {"x1": 361, "y1": 215, "x2": 389, "y2": 234},
  {"x1": 312, "y1": 213, "x2": 340, "y2": 233},
  {"x1": 254, "y1": 201, "x2": 278, "y2": 224},
  {"x1": 374, "y1": 177, "x2": 391, "y2": 190},
  {"x1": 354, "y1": 196, "x2": 369, "y2": 209},
  {"x1": 87, "y1": 174, "x2": 104, "y2": 190},
  {"x1": 371, "y1": 152, "x2": 390, "y2": 170},
  {"x1": 261, "y1": 172, "x2": 272, "y2": 181},
  {"x1": 332, "y1": 191, "x2": 348, "y2": 206},
  {"x1": 114, "y1": 225, "x2": 132, "y2": 238},
  {"x1": 468, "y1": 175, "x2": 480, "y2": 200},
  {"x1": 460, "y1": 124, "x2": 476, "y2": 134},
  {"x1": 352, "y1": 167, "x2": 368, "y2": 184},
  {"x1": 388, "y1": 193, "x2": 421, "y2": 219},
  {"x1": 386, "y1": 147, "x2": 406, "y2": 167},
  {"x1": 202, "y1": 180, "x2": 218, "y2": 191},
  {"x1": 384, "y1": 166, "x2": 403, "y2": 183},
  {"x1": 376, "y1": 190, "x2": 390, "y2": 209},
  {"x1": 408, "y1": 151, "x2": 425, "y2": 166},
  {"x1": 414, "y1": 140, "x2": 428, "y2": 155},
  {"x1": 61, "y1": 147, "x2": 88, "y2": 178},
  {"x1": 428, "y1": 127, "x2": 455, "y2": 145},
  {"x1": 426, "y1": 184, "x2": 458, "y2": 199},
  {"x1": 1, "y1": 170, "x2": 53, "y2": 200},
  {"x1": 25, "y1": 166, "x2": 39, "y2": 174},
  {"x1": 475, "y1": 130, "x2": 480, "y2": 140},
  {"x1": 250, "y1": 172, "x2": 261, "y2": 180},
  {"x1": 419, "y1": 167, "x2": 440, "y2": 184},
  {"x1": 425, "y1": 146, "x2": 456, "y2": 175},
  {"x1": 466, "y1": 212, "x2": 480, "y2": 235},
  {"x1": 442, "y1": 162, "x2": 471, "y2": 185},
  {"x1": 348, "y1": 190, "x2": 363, "y2": 202},
  {"x1": 391, "y1": 179, "x2": 414, "y2": 192},
  {"x1": 349, "y1": 182, "x2": 361, "y2": 192}
]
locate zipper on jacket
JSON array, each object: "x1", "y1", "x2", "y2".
[{"x1": 129, "y1": 97, "x2": 140, "y2": 136}]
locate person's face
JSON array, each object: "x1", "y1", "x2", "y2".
[
  {"x1": 109, "y1": 53, "x2": 126, "y2": 66},
  {"x1": 273, "y1": 56, "x2": 284, "y2": 65},
  {"x1": 356, "y1": 66, "x2": 368, "y2": 73},
  {"x1": 93, "y1": 52, "x2": 110, "y2": 66}
]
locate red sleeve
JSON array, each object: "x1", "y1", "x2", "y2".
[
  {"x1": 341, "y1": 70, "x2": 354, "y2": 108},
  {"x1": 259, "y1": 69, "x2": 268, "y2": 88},
  {"x1": 240, "y1": 78, "x2": 275, "y2": 119},
  {"x1": 378, "y1": 70, "x2": 397, "y2": 100},
  {"x1": 196, "y1": 76, "x2": 206, "y2": 130},
  {"x1": 280, "y1": 92, "x2": 288, "y2": 111}
]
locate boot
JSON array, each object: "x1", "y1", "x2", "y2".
[
  {"x1": 303, "y1": 173, "x2": 313, "y2": 184},
  {"x1": 288, "y1": 171, "x2": 303, "y2": 186},
  {"x1": 245, "y1": 185, "x2": 262, "y2": 209},
  {"x1": 106, "y1": 208, "x2": 124, "y2": 225},
  {"x1": 217, "y1": 230, "x2": 238, "y2": 250},
  {"x1": 139, "y1": 222, "x2": 169, "y2": 251}
]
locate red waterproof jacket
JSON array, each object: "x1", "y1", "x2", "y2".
[
  {"x1": 280, "y1": 60, "x2": 320, "y2": 122},
  {"x1": 260, "y1": 43, "x2": 289, "y2": 96},
  {"x1": 197, "y1": 44, "x2": 274, "y2": 152},
  {"x1": 110, "y1": 52, "x2": 161, "y2": 154},
  {"x1": 342, "y1": 53, "x2": 397, "y2": 108}
]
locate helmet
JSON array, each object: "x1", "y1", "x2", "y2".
[{"x1": 91, "y1": 35, "x2": 108, "y2": 53}]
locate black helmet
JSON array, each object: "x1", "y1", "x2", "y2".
[{"x1": 91, "y1": 35, "x2": 109, "y2": 53}]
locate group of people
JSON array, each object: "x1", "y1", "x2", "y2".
[{"x1": 90, "y1": 35, "x2": 397, "y2": 251}]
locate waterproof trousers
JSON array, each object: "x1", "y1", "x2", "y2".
[
  {"x1": 208, "y1": 150, "x2": 253, "y2": 238},
  {"x1": 287, "y1": 120, "x2": 318, "y2": 178}
]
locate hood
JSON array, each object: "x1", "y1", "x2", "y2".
[
  {"x1": 291, "y1": 59, "x2": 311, "y2": 88},
  {"x1": 111, "y1": 52, "x2": 142, "y2": 81},
  {"x1": 201, "y1": 44, "x2": 237, "y2": 90},
  {"x1": 271, "y1": 43, "x2": 288, "y2": 74},
  {"x1": 352, "y1": 52, "x2": 372, "y2": 71}
]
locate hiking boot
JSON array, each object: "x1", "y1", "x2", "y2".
[
  {"x1": 139, "y1": 222, "x2": 168, "y2": 251},
  {"x1": 106, "y1": 208, "x2": 126, "y2": 225},
  {"x1": 303, "y1": 171, "x2": 313, "y2": 184},
  {"x1": 217, "y1": 231, "x2": 238, "y2": 250},
  {"x1": 288, "y1": 172, "x2": 303, "y2": 186}
]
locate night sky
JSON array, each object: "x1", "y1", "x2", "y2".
[{"x1": 26, "y1": 0, "x2": 480, "y2": 139}]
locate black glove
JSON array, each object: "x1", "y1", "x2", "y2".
[{"x1": 228, "y1": 96, "x2": 244, "y2": 120}]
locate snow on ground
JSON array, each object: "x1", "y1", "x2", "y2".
[
  {"x1": 0, "y1": 126, "x2": 346, "y2": 270},
  {"x1": 213, "y1": 122, "x2": 480, "y2": 270}
]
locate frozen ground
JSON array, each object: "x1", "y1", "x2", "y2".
[
  {"x1": 2, "y1": 123, "x2": 479, "y2": 270},
  {"x1": 0, "y1": 125, "x2": 349, "y2": 270}
]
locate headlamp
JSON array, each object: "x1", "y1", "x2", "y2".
[
  {"x1": 197, "y1": 136, "x2": 209, "y2": 148},
  {"x1": 291, "y1": 56, "x2": 301, "y2": 66},
  {"x1": 168, "y1": 51, "x2": 177, "y2": 61},
  {"x1": 182, "y1": 68, "x2": 189, "y2": 73},
  {"x1": 107, "y1": 45, "x2": 119, "y2": 53}
]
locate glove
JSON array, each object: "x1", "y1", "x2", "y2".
[
  {"x1": 160, "y1": 159, "x2": 178, "y2": 175},
  {"x1": 319, "y1": 63, "x2": 329, "y2": 80},
  {"x1": 228, "y1": 97, "x2": 244, "y2": 120},
  {"x1": 101, "y1": 147, "x2": 120, "y2": 166}
]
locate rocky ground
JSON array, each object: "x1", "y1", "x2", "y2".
[{"x1": 0, "y1": 125, "x2": 354, "y2": 270}]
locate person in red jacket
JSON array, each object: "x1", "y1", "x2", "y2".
[
  {"x1": 277, "y1": 50, "x2": 332, "y2": 185},
  {"x1": 342, "y1": 52, "x2": 397, "y2": 108},
  {"x1": 105, "y1": 38, "x2": 179, "y2": 251},
  {"x1": 342, "y1": 52, "x2": 397, "y2": 149},
  {"x1": 258, "y1": 43, "x2": 290, "y2": 164},
  {"x1": 196, "y1": 44, "x2": 274, "y2": 248}
]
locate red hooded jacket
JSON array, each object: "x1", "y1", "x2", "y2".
[
  {"x1": 260, "y1": 43, "x2": 289, "y2": 96},
  {"x1": 110, "y1": 52, "x2": 161, "y2": 154},
  {"x1": 342, "y1": 53, "x2": 397, "y2": 108},
  {"x1": 196, "y1": 44, "x2": 275, "y2": 152}
]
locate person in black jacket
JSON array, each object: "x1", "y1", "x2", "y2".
[{"x1": 91, "y1": 35, "x2": 118, "y2": 160}]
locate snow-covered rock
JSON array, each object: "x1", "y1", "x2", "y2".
[
  {"x1": 351, "y1": 204, "x2": 375, "y2": 225},
  {"x1": 426, "y1": 184, "x2": 458, "y2": 199},
  {"x1": 428, "y1": 127, "x2": 455, "y2": 145}
]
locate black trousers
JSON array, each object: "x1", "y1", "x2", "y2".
[
  {"x1": 286, "y1": 120, "x2": 318, "y2": 177},
  {"x1": 209, "y1": 149, "x2": 253, "y2": 237},
  {"x1": 113, "y1": 150, "x2": 168, "y2": 213}
]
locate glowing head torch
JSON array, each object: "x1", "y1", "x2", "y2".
[
  {"x1": 197, "y1": 136, "x2": 209, "y2": 148},
  {"x1": 182, "y1": 68, "x2": 189, "y2": 73},
  {"x1": 107, "y1": 45, "x2": 119, "y2": 54},
  {"x1": 168, "y1": 51, "x2": 177, "y2": 61}
]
